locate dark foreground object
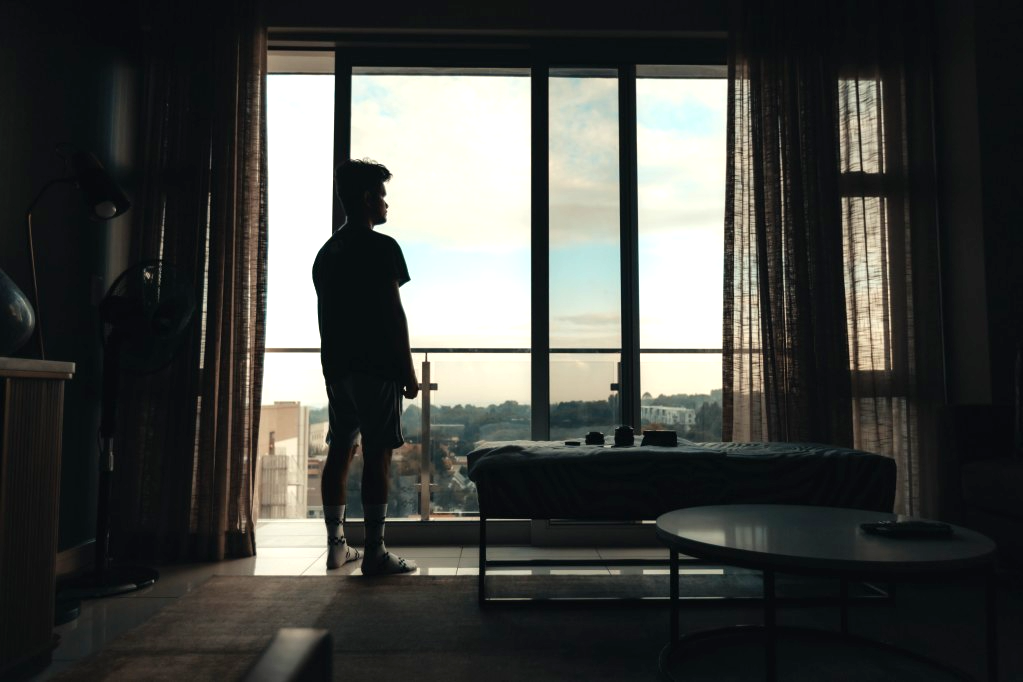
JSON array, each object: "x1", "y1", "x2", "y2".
[{"x1": 243, "y1": 628, "x2": 333, "y2": 682}]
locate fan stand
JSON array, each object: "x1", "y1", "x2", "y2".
[
  {"x1": 55, "y1": 442, "x2": 161, "y2": 623},
  {"x1": 56, "y1": 339, "x2": 159, "y2": 621}
]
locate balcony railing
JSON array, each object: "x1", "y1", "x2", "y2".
[{"x1": 261, "y1": 347, "x2": 722, "y2": 521}]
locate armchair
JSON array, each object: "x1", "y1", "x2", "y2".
[{"x1": 944, "y1": 404, "x2": 1023, "y2": 566}]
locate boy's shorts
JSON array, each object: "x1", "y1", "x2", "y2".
[{"x1": 325, "y1": 372, "x2": 404, "y2": 451}]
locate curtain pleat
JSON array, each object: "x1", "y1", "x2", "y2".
[
  {"x1": 724, "y1": 0, "x2": 945, "y2": 515},
  {"x1": 725, "y1": 0, "x2": 853, "y2": 447},
  {"x1": 111, "y1": 1, "x2": 267, "y2": 562}
]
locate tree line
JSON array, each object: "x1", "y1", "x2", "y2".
[{"x1": 309, "y1": 392, "x2": 723, "y2": 444}]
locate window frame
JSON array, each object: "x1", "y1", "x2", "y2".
[
  {"x1": 837, "y1": 74, "x2": 902, "y2": 397},
  {"x1": 304, "y1": 38, "x2": 725, "y2": 436},
  {"x1": 264, "y1": 36, "x2": 727, "y2": 537}
]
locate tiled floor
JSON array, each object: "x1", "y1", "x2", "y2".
[{"x1": 29, "y1": 521, "x2": 669, "y2": 680}]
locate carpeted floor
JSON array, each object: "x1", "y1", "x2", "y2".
[{"x1": 52, "y1": 571, "x2": 1023, "y2": 681}]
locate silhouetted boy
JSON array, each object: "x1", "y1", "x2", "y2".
[{"x1": 312, "y1": 159, "x2": 419, "y2": 574}]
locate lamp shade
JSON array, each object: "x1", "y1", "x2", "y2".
[{"x1": 70, "y1": 152, "x2": 131, "y2": 220}]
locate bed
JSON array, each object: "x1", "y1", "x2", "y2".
[{"x1": 466, "y1": 437, "x2": 896, "y2": 604}]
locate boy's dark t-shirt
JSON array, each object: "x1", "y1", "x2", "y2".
[{"x1": 312, "y1": 226, "x2": 410, "y2": 382}]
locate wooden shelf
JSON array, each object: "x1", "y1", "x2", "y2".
[{"x1": 0, "y1": 358, "x2": 75, "y2": 677}]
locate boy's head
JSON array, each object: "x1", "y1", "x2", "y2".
[{"x1": 334, "y1": 158, "x2": 391, "y2": 226}]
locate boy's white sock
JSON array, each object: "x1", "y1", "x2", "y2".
[{"x1": 325, "y1": 504, "x2": 359, "y2": 569}]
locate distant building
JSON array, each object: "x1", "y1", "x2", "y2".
[
  {"x1": 641, "y1": 404, "x2": 696, "y2": 427},
  {"x1": 450, "y1": 470, "x2": 471, "y2": 490},
  {"x1": 309, "y1": 420, "x2": 328, "y2": 450},
  {"x1": 307, "y1": 420, "x2": 329, "y2": 516},
  {"x1": 307, "y1": 456, "x2": 325, "y2": 515},
  {"x1": 256, "y1": 401, "x2": 311, "y2": 519}
]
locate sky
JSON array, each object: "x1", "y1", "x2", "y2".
[{"x1": 263, "y1": 72, "x2": 726, "y2": 409}]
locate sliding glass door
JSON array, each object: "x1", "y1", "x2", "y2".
[
  {"x1": 636, "y1": 74, "x2": 726, "y2": 440},
  {"x1": 263, "y1": 48, "x2": 726, "y2": 525},
  {"x1": 349, "y1": 68, "x2": 532, "y2": 519},
  {"x1": 262, "y1": 63, "x2": 335, "y2": 520},
  {"x1": 549, "y1": 68, "x2": 623, "y2": 437}
]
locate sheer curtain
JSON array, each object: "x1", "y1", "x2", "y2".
[
  {"x1": 724, "y1": 0, "x2": 945, "y2": 515},
  {"x1": 110, "y1": 1, "x2": 268, "y2": 561}
]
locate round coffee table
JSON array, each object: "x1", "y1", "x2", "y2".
[{"x1": 656, "y1": 504, "x2": 998, "y2": 681}]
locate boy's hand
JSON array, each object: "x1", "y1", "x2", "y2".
[{"x1": 403, "y1": 375, "x2": 419, "y2": 400}]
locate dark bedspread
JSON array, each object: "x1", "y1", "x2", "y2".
[{"x1": 467, "y1": 439, "x2": 896, "y2": 519}]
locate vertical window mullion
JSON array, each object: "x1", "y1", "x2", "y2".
[
  {"x1": 531, "y1": 64, "x2": 550, "y2": 440},
  {"x1": 619, "y1": 64, "x2": 641, "y2": 428},
  {"x1": 332, "y1": 54, "x2": 352, "y2": 230}
]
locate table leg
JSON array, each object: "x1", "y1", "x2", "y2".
[
  {"x1": 764, "y1": 568, "x2": 776, "y2": 682},
  {"x1": 840, "y1": 577, "x2": 849, "y2": 634},
  {"x1": 986, "y1": 569, "x2": 998, "y2": 682},
  {"x1": 670, "y1": 549, "x2": 679, "y2": 645},
  {"x1": 478, "y1": 514, "x2": 486, "y2": 607}
]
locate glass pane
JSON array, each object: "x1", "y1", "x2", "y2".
[
  {"x1": 266, "y1": 75, "x2": 335, "y2": 348},
  {"x1": 258, "y1": 352, "x2": 423, "y2": 520},
  {"x1": 258, "y1": 352, "x2": 327, "y2": 520},
  {"x1": 841, "y1": 196, "x2": 891, "y2": 371},
  {"x1": 350, "y1": 71, "x2": 531, "y2": 349},
  {"x1": 549, "y1": 70, "x2": 621, "y2": 349},
  {"x1": 839, "y1": 78, "x2": 884, "y2": 174},
  {"x1": 550, "y1": 352, "x2": 620, "y2": 439},
  {"x1": 637, "y1": 76, "x2": 726, "y2": 350},
  {"x1": 415, "y1": 353, "x2": 531, "y2": 517},
  {"x1": 640, "y1": 352, "x2": 723, "y2": 442}
]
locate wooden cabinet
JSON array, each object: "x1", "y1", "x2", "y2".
[{"x1": 0, "y1": 358, "x2": 74, "y2": 678}]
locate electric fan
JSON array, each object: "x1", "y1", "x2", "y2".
[{"x1": 59, "y1": 260, "x2": 196, "y2": 605}]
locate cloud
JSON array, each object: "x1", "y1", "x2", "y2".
[
  {"x1": 263, "y1": 73, "x2": 728, "y2": 392},
  {"x1": 637, "y1": 78, "x2": 728, "y2": 121},
  {"x1": 636, "y1": 122, "x2": 726, "y2": 237},
  {"x1": 637, "y1": 205, "x2": 726, "y2": 234},
  {"x1": 351, "y1": 75, "x2": 532, "y2": 252},
  {"x1": 347, "y1": 74, "x2": 726, "y2": 251},
  {"x1": 554, "y1": 312, "x2": 621, "y2": 328}
]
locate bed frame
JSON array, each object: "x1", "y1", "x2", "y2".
[{"x1": 468, "y1": 440, "x2": 897, "y2": 606}]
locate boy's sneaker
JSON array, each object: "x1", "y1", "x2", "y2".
[
  {"x1": 360, "y1": 549, "x2": 417, "y2": 575},
  {"x1": 326, "y1": 538, "x2": 361, "y2": 570}
]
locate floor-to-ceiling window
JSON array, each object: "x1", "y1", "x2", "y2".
[
  {"x1": 549, "y1": 68, "x2": 623, "y2": 439},
  {"x1": 262, "y1": 45, "x2": 726, "y2": 531},
  {"x1": 636, "y1": 71, "x2": 726, "y2": 441},
  {"x1": 350, "y1": 68, "x2": 532, "y2": 520},
  {"x1": 262, "y1": 54, "x2": 337, "y2": 520}
]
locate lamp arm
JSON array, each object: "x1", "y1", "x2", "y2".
[
  {"x1": 25, "y1": 176, "x2": 75, "y2": 360},
  {"x1": 26, "y1": 175, "x2": 75, "y2": 215}
]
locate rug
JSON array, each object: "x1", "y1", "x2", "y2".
[
  {"x1": 54, "y1": 575, "x2": 676, "y2": 681},
  {"x1": 51, "y1": 572, "x2": 1019, "y2": 681}
]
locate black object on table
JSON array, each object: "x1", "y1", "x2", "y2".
[
  {"x1": 642, "y1": 430, "x2": 677, "y2": 447},
  {"x1": 860, "y1": 520, "x2": 953, "y2": 538}
]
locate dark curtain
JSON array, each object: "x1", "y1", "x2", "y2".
[
  {"x1": 111, "y1": 1, "x2": 268, "y2": 561},
  {"x1": 724, "y1": 0, "x2": 945, "y2": 515}
]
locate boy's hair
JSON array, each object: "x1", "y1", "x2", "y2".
[{"x1": 334, "y1": 159, "x2": 392, "y2": 216}]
